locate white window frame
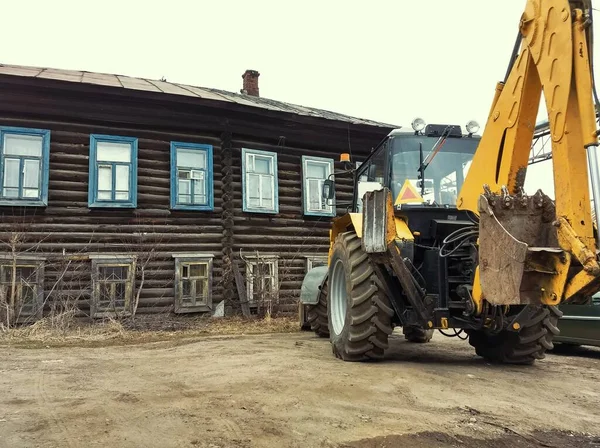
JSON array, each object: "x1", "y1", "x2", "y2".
[
  {"x1": 305, "y1": 255, "x2": 329, "y2": 272},
  {"x1": 172, "y1": 253, "x2": 214, "y2": 313},
  {"x1": 245, "y1": 255, "x2": 279, "y2": 305},
  {"x1": 89, "y1": 254, "x2": 136, "y2": 318},
  {"x1": 242, "y1": 148, "x2": 278, "y2": 214},
  {"x1": 302, "y1": 155, "x2": 335, "y2": 217}
]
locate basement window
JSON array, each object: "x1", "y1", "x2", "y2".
[
  {"x1": 170, "y1": 142, "x2": 214, "y2": 211},
  {"x1": 90, "y1": 255, "x2": 135, "y2": 318},
  {"x1": 172, "y1": 254, "x2": 213, "y2": 313},
  {"x1": 0, "y1": 257, "x2": 45, "y2": 323},
  {"x1": 245, "y1": 256, "x2": 279, "y2": 304},
  {"x1": 0, "y1": 126, "x2": 50, "y2": 207},
  {"x1": 88, "y1": 134, "x2": 138, "y2": 208},
  {"x1": 242, "y1": 148, "x2": 279, "y2": 214},
  {"x1": 305, "y1": 255, "x2": 328, "y2": 272},
  {"x1": 302, "y1": 156, "x2": 334, "y2": 216}
]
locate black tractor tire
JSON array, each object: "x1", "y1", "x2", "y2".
[
  {"x1": 403, "y1": 326, "x2": 434, "y2": 343},
  {"x1": 468, "y1": 305, "x2": 562, "y2": 365},
  {"x1": 327, "y1": 231, "x2": 394, "y2": 361},
  {"x1": 306, "y1": 280, "x2": 329, "y2": 338}
]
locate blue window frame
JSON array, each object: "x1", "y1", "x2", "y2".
[
  {"x1": 242, "y1": 148, "x2": 278, "y2": 214},
  {"x1": 302, "y1": 155, "x2": 335, "y2": 217},
  {"x1": 0, "y1": 126, "x2": 50, "y2": 207},
  {"x1": 170, "y1": 142, "x2": 214, "y2": 211},
  {"x1": 88, "y1": 134, "x2": 138, "y2": 208}
]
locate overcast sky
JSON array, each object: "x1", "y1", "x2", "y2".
[{"x1": 2, "y1": 0, "x2": 600, "y2": 198}]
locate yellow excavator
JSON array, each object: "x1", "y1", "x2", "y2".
[{"x1": 299, "y1": 0, "x2": 600, "y2": 364}]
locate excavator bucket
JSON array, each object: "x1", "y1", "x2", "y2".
[{"x1": 477, "y1": 187, "x2": 570, "y2": 306}]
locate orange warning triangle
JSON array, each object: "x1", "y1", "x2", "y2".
[{"x1": 395, "y1": 179, "x2": 424, "y2": 205}]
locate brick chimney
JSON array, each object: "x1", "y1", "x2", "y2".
[{"x1": 241, "y1": 69, "x2": 260, "y2": 97}]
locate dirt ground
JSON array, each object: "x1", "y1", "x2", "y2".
[{"x1": 1, "y1": 330, "x2": 599, "y2": 448}]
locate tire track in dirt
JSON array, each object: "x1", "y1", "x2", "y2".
[
  {"x1": 105, "y1": 397, "x2": 150, "y2": 444},
  {"x1": 35, "y1": 368, "x2": 76, "y2": 448},
  {"x1": 214, "y1": 415, "x2": 245, "y2": 440}
]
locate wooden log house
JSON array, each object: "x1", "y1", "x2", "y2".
[{"x1": 0, "y1": 64, "x2": 394, "y2": 323}]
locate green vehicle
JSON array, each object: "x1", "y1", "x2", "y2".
[{"x1": 555, "y1": 295, "x2": 600, "y2": 347}]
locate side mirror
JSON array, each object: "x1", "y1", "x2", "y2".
[{"x1": 322, "y1": 179, "x2": 335, "y2": 200}]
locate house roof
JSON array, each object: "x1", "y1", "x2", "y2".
[{"x1": 0, "y1": 63, "x2": 397, "y2": 129}]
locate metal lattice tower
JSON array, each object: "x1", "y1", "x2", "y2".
[{"x1": 529, "y1": 120, "x2": 553, "y2": 165}]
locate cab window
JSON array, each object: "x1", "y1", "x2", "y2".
[
  {"x1": 355, "y1": 143, "x2": 387, "y2": 211},
  {"x1": 390, "y1": 135, "x2": 478, "y2": 206}
]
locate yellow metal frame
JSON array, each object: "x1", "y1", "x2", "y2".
[{"x1": 458, "y1": 0, "x2": 600, "y2": 307}]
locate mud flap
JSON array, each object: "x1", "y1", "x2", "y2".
[
  {"x1": 362, "y1": 188, "x2": 395, "y2": 253},
  {"x1": 300, "y1": 265, "x2": 329, "y2": 306},
  {"x1": 478, "y1": 188, "x2": 569, "y2": 306}
]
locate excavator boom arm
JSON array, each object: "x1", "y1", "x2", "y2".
[{"x1": 457, "y1": 0, "x2": 600, "y2": 305}]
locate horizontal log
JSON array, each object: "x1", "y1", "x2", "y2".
[
  {"x1": 12, "y1": 243, "x2": 223, "y2": 252},
  {"x1": 0, "y1": 223, "x2": 225, "y2": 234},
  {"x1": 0, "y1": 231, "x2": 223, "y2": 241},
  {"x1": 131, "y1": 306, "x2": 174, "y2": 315}
]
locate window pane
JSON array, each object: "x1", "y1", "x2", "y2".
[
  {"x1": 196, "y1": 279, "x2": 208, "y2": 300},
  {"x1": 178, "y1": 179, "x2": 191, "y2": 204},
  {"x1": 3, "y1": 158, "x2": 19, "y2": 188},
  {"x1": 253, "y1": 156, "x2": 271, "y2": 174},
  {"x1": 261, "y1": 175, "x2": 273, "y2": 206},
  {"x1": 23, "y1": 189, "x2": 39, "y2": 198},
  {"x1": 19, "y1": 284, "x2": 36, "y2": 312},
  {"x1": 309, "y1": 258, "x2": 328, "y2": 269},
  {"x1": 179, "y1": 179, "x2": 191, "y2": 195},
  {"x1": 98, "y1": 165, "x2": 112, "y2": 190},
  {"x1": 182, "y1": 279, "x2": 191, "y2": 297},
  {"x1": 98, "y1": 165, "x2": 112, "y2": 200},
  {"x1": 253, "y1": 275, "x2": 262, "y2": 299},
  {"x1": 191, "y1": 170, "x2": 204, "y2": 180},
  {"x1": 99, "y1": 266, "x2": 128, "y2": 280},
  {"x1": 193, "y1": 179, "x2": 206, "y2": 204},
  {"x1": 264, "y1": 277, "x2": 273, "y2": 292},
  {"x1": 23, "y1": 159, "x2": 40, "y2": 189},
  {"x1": 248, "y1": 173, "x2": 260, "y2": 207},
  {"x1": 178, "y1": 170, "x2": 191, "y2": 179},
  {"x1": 307, "y1": 161, "x2": 327, "y2": 179},
  {"x1": 115, "y1": 165, "x2": 130, "y2": 194},
  {"x1": 177, "y1": 149, "x2": 206, "y2": 169},
  {"x1": 3, "y1": 188, "x2": 18, "y2": 198},
  {"x1": 178, "y1": 194, "x2": 191, "y2": 204},
  {"x1": 114, "y1": 282, "x2": 126, "y2": 307},
  {"x1": 308, "y1": 179, "x2": 322, "y2": 210},
  {"x1": 257, "y1": 262, "x2": 271, "y2": 276},
  {"x1": 98, "y1": 283, "x2": 112, "y2": 307},
  {"x1": 262, "y1": 197, "x2": 273, "y2": 209},
  {"x1": 96, "y1": 141, "x2": 131, "y2": 163},
  {"x1": 16, "y1": 266, "x2": 36, "y2": 282},
  {"x1": 189, "y1": 264, "x2": 207, "y2": 277},
  {"x1": 4, "y1": 134, "x2": 42, "y2": 157}
]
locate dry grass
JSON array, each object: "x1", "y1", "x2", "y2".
[{"x1": 0, "y1": 312, "x2": 300, "y2": 349}]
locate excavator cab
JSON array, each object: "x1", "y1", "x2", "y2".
[{"x1": 355, "y1": 123, "x2": 480, "y2": 211}]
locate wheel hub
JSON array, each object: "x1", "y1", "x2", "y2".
[{"x1": 330, "y1": 258, "x2": 347, "y2": 336}]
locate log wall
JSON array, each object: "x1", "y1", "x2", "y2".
[{"x1": 0, "y1": 76, "x2": 391, "y2": 319}]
